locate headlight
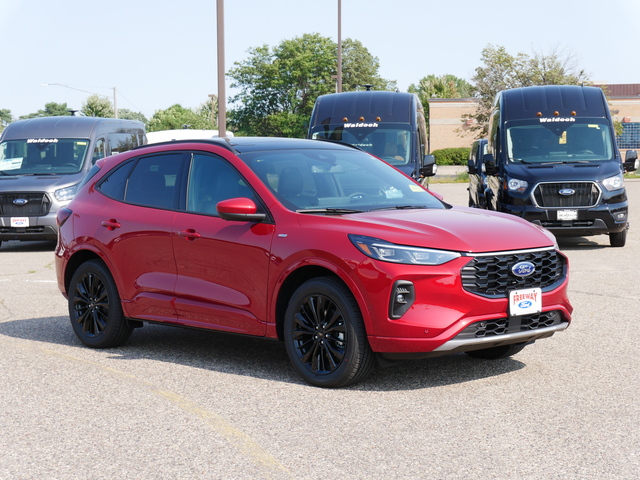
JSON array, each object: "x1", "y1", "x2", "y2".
[
  {"x1": 349, "y1": 235, "x2": 460, "y2": 265},
  {"x1": 507, "y1": 177, "x2": 528, "y2": 192},
  {"x1": 602, "y1": 173, "x2": 624, "y2": 191},
  {"x1": 54, "y1": 183, "x2": 79, "y2": 202}
]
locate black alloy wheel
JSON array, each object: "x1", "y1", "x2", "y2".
[
  {"x1": 284, "y1": 277, "x2": 374, "y2": 388},
  {"x1": 68, "y1": 259, "x2": 133, "y2": 348}
]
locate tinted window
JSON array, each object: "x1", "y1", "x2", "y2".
[
  {"x1": 124, "y1": 153, "x2": 184, "y2": 209},
  {"x1": 98, "y1": 160, "x2": 135, "y2": 201},
  {"x1": 109, "y1": 132, "x2": 140, "y2": 155},
  {"x1": 186, "y1": 153, "x2": 258, "y2": 215},
  {"x1": 92, "y1": 138, "x2": 106, "y2": 163}
]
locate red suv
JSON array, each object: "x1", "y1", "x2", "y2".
[{"x1": 55, "y1": 137, "x2": 573, "y2": 387}]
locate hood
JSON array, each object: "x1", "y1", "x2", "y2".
[
  {"x1": 0, "y1": 173, "x2": 83, "y2": 192},
  {"x1": 299, "y1": 206, "x2": 556, "y2": 253},
  {"x1": 506, "y1": 161, "x2": 621, "y2": 183}
]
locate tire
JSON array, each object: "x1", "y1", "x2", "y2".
[
  {"x1": 465, "y1": 343, "x2": 527, "y2": 360},
  {"x1": 284, "y1": 277, "x2": 375, "y2": 388},
  {"x1": 68, "y1": 259, "x2": 133, "y2": 348},
  {"x1": 610, "y1": 229, "x2": 627, "y2": 247}
]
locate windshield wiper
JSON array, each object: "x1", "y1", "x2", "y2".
[
  {"x1": 370, "y1": 205, "x2": 429, "y2": 211},
  {"x1": 296, "y1": 207, "x2": 364, "y2": 214}
]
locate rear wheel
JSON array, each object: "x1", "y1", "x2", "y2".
[
  {"x1": 284, "y1": 277, "x2": 374, "y2": 388},
  {"x1": 610, "y1": 228, "x2": 627, "y2": 247},
  {"x1": 68, "y1": 259, "x2": 133, "y2": 348},
  {"x1": 465, "y1": 343, "x2": 527, "y2": 360}
]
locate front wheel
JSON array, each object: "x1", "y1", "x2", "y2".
[
  {"x1": 284, "y1": 277, "x2": 374, "y2": 388},
  {"x1": 68, "y1": 259, "x2": 133, "y2": 348},
  {"x1": 610, "y1": 228, "x2": 627, "y2": 247},
  {"x1": 464, "y1": 343, "x2": 527, "y2": 360}
]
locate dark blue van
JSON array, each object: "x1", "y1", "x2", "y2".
[
  {"x1": 308, "y1": 90, "x2": 436, "y2": 184},
  {"x1": 476, "y1": 85, "x2": 638, "y2": 247}
]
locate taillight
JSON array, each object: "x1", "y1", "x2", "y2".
[{"x1": 56, "y1": 207, "x2": 73, "y2": 227}]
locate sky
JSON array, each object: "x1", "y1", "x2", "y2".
[{"x1": 1, "y1": 0, "x2": 639, "y2": 120}]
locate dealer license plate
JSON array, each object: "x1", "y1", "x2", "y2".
[
  {"x1": 557, "y1": 209, "x2": 578, "y2": 221},
  {"x1": 11, "y1": 217, "x2": 29, "y2": 228},
  {"x1": 509, "y1": 288, "x2": 542, "y2": 316}
]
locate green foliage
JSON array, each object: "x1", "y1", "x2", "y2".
[
  {"x1": 431, "y1": 147, "x2": 470, "y2": 166},
  {"x1": 468, "y1": 44, "x2": 589, "y2": 136},
  {"x1": 82, "y1": 94, "x2": 114, "y2": 118},
  {"x1": 228, "y1": 33, "x2": 395, "y2": 137},
  {"x1": 408, "y1": 74, "x2": 473, "y2": 107},
  {"x1": 147, "y1": 104, "x2": 214, "y2": 132},
  {"x1": 0, "y1": 109, "x2": 11, "y2": 133},
  {"x1": 19, "y1": 102, "x2": 72, "y2": 119},
  {"x1": 117, "y1": 108, "x2": 148, "y2": 124}
]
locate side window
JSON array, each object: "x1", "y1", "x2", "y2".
[
  {"x1": 97, "y1": 160, "x2": 135, "y2": 201},
  {"x1": 186, "y1": 153, "x2": 257, "y2": 215},
  {"x1": 92, "y1": 138, "x2": 106, "y2": 163},
  {"x1": 124, "y1": 153, "x2": 184, "y2": 209},
  {"x1": 109, "y1": 132, "x2": 139, "y2": 155}
]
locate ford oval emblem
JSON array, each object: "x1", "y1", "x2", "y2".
[
  {"x1": 512, "y1": 261, "x2": 535, "y2": 277},
  {"x1": 559, "y1": 188, "x2": 575, "y2": 196},
  {"x1": 13, "y1": 198, "x2": 29, "y2": 206}
]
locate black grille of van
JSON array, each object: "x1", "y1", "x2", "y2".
[
  {"x1": 0, "y1": 193, "x2": 52, "y2": 216},
  {"x1": 461, "y1": 248, "x2": 566, "y2": 298},
  {"x1": 533, "y1": 182, "x2": 600, "y2": 208},
  {"x1": 455, "y1": 311, "x2": 563, "y2": 339}
]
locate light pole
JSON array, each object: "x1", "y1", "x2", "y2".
[
  {"x1": 337, "y1": 0, "x2": 342, "y2": 93},
  {"x1": 217, "y1": 0, "x2": 226, "y2": 137},
  {"x1": 42, "y1": 83, "x2": 118, "y2": 118}
]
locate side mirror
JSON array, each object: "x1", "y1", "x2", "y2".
[
  {"x1": 467, "y1": 159, "x2": 477, "y2": 175},
  {"x1": 624, "y1": 150, "x2": 639, "y2": 172},
  {"x1": 419, "y1": 154, "x2": 437, "y2": 177},
  {"x1": 217, "y1": 197, "x2": 266, "y2": 222},
  {"x1": 483, "y1": 153, "x2": 497, "y2": 175}
]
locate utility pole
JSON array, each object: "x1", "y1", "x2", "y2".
[
  {"x1": 337, "y1": 0, "x2": 342, "y2": 93},
  {"x1": 217, "y1": 0, "x2": 226, "y2": 137}
]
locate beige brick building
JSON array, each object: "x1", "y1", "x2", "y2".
[{"x1": 427, "y1": 84, "x2": 640, "y2": 153}]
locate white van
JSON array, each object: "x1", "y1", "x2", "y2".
[
  {"x1": 146, "y1": 129, "x2": 233, "y2": 144},
  {"x1": 0, "y1": 116, "x2": 146, "y2": 245}
]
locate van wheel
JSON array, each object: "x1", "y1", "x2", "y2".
[
  {"x1": 610, "y1": 229, "x2": 627, "y2": 247},
  {"x1": 465, "y1": 343, "x2": 527, "y2": 360},
  {"x1": 68, "y1": 260, "x2": 133, "y2": 348},
  {"x1": 284, "y1": 277, "x2": 374, "y2": 388}
]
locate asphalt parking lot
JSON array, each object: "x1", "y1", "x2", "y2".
[{"x1": 1, "y1": 180, "x2": 638, "y2": 480}]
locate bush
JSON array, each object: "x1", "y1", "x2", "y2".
[{"x1": 431, "y1": 147, "x2": 470, "y2": 166}]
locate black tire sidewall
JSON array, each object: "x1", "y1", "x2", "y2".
[
  {"x1": 284, "y1": 277, "x2": 371, "y2": 388},
  {"x1": 68, "y1": 259, "x2": 130, "y2": 348}
]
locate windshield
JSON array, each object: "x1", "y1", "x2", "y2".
[
  {"x1": 310, "y1": 123, "x2": 412, "y2": 167},
  {"x1": 506, "y1": 118, "x2": 614, "y2": 164},
  {"x1": 0, "y1": 138, "x2": 90, "y2": 175},
  {"x1": 240, "y1": 148, "x2": 443, "y2": 213}
]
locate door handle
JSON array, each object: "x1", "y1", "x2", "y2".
[
  {"x1": 178, "y1": 229, "x2": 201, "y2": 241},
  {"x1": 101, "y1": 219, "x2": 121, "y2": 230}
]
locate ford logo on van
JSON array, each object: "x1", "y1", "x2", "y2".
[
  {"x1": 13, "y1": 198, "x2": 29, "y2": 206},
  {"x1": 559, "y1": 188, "x2": 575, "y2": 196},
  {"x1": 512, "y1": 261, "x2": 535, "y2": 277}
]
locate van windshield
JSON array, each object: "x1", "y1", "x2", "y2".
[
  {"x1": 0, "y1": 138, "x2": 90, "y2": 175},
  {"x1": 309, "y1": 123, "x2": 412, "y2": 167},
  {"x1": 506, "y1": 119, "x2": 614, "y2": 164}
]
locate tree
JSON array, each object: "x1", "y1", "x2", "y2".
[
  {"x1": 227, "y1": 33, "x2": 395, "y2": 137},
  {"x1": 468, "y1": 44, "x2": 589, "y2": 136},
  {"x1": 117, "y1": 108, "x2": 148, "y2": 124},
  {"x1": 0, "y1": 109, "x2": 12, "y2": 133},
  {"x1": 19, "y1": 102, "x2": 72, "y2": 119},
  {"x1": 147, "y1": 104, "x2": 214, "y2": 132},
  {"x1": 82, "y1": 94, "x2": 114, "y2": 118},
  {"x1": 408, "y1": 74, "x2": 473, "y2": 107}
]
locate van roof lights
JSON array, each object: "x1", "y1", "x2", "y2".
[{"x1": 553, "y1": 111, "x2": 560, "y2": 116}]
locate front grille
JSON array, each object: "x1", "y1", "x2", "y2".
[
  {"x1": 540, "y1": 220, "x2": 595, "y2": 228},
  {"x1": 461, "y1": 248, "x2": 565, "y2": 298},
  {"x1": 533, "y1": 182, "x2": 600, "y2": 208},
  {"x1": 0, "y1": 226, "x2": 46, "y2": 234},
  {"x1": 456, "y1": 311, "x2": 563, "y2": 340},
  {"x1": 0, "y1": 193, "x2": 51, "y2": 216}
]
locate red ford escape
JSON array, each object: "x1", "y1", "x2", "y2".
[{"x1": 55, "y1": 137, "x2": 573, "y2": 387}]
